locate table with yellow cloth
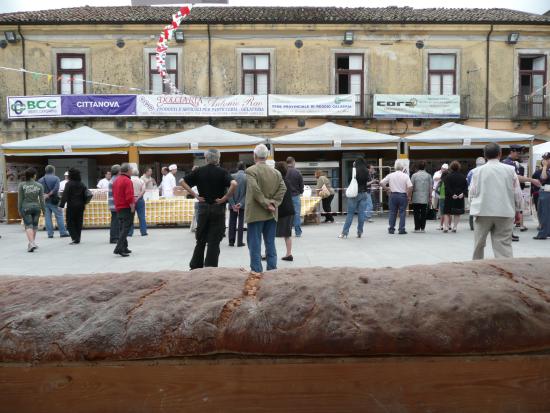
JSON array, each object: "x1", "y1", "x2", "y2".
[
  {"x1": 38, "y1": 198, "x2": 195, "y2": 228},
  {"x1": 37, "y1": 196, "x2": 322, "y2": 228}
]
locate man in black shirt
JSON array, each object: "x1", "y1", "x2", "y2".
[
  {"x1": 181, "y1": 149, "x2": 237, "y2": 269},
  {"x1": 286, "y1": 157, "x2": 304, "y2": 237}
]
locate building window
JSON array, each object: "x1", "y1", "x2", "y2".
[
  {"x1": 57, "y1": 53, "x2": 86, "y2": 94},
  {"x1": 242, "y1": 54, "x2": 270, "y2": 94},
  {"x1": 335, "y1": 54, "x2": 363, "y2": 115},
  {"x1": 428, "y1": 54, "x2": 456, "y2": 95},
  {"x1": 519, "y1": 55, "x2": 546, "y2": 118},
  {"x1": 149, "y1": 53, "x2": 177, "y2": 94}
]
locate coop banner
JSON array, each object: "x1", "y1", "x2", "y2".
[
  {"x1": 7, "y1": 96, "x2": 62, "y2": 118},
  {"x1": 269, "y1": 95, "x2": 356, "y2": 116},
  {"x1": 373, "y1": 94, "x2": 461, "y2": 119},
  {"x1": 61, "y1": 95, "x2": 137, "y2": 117},
  {"x1": 137, "y1": 94, "x2": 268, "y2": 117}
]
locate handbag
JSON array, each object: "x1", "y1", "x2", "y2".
[
  {"x1": 319, "y1": 184, "x2": 331, "y2": 199},
  {"x1": 345, "y1": 167, "x2": 358, "y2": 198},
  {"x1": 84, "y1": 188, "x2": 93, "y2": 204}
]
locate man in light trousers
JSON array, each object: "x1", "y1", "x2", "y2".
[{"x1": 469, "y1": 143, "x2": 522, "y2": 260}]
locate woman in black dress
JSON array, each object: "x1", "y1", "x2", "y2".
[
  {"x1": 60, "y1": 168, "x2": 88, "y2": 244},
  {"x1": 443, "y1": 161, "x2": 468, "y2": 233},
  {"x1": 274, "y1": 161, "x2": 295, "y2": 262}
]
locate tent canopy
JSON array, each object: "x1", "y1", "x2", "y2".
[
  {"x1": 135, "y1": 125, "x2": 265, "y2": 153},
  {"x1": 533, "y1": 141, "x2": 550, "y2": 156},
  {"x1": 1, "y1": 127, "x2": 130, "y2": 155},
  {"x1": 404, "y1": 122, "x2": 534, "y2": 145},
  {"x1": 270, "y1": 122, "x2": 399, "y2": 151}
]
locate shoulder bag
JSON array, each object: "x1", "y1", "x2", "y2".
[
  {"x1": 345, "y1": 167, "x2": 358, "y2": 198},
  {"x1": 84, "y1": 187, "x2": 93, "y2": 204}
]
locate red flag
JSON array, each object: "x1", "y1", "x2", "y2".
[
  {"x1": 172, "y1": 21, "x2": 178, "y2": 29},
  {"x1": 164, "y1": 29, "x2": 169, "y2": 39},
  {"x1": 180, "y1": 6, "x2": 190, "y2": 15}
]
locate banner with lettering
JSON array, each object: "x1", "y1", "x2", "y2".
[
  {"x1": 7, "y1": 96, "x2": 62, "y2": 118},
  {"x1": 136, "y1": 94, "x2": 268, "y2": 117},
  {"x1": 269, "y1": 95, "x2": 356, "y2": 116},
  {"x1": 373, "y1": 94, "x2": 461, "y2": 119},
  {"x1": 61, "y1": 95, "x2": 136, "y2": 117}
]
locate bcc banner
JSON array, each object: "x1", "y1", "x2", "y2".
[{"x1": 7, "y1": 96, "x2": 62, "y2": 119}]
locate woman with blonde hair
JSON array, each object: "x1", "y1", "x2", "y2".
[{"x1": 315, "y1": 169, "x2": 335, "y2": 223}]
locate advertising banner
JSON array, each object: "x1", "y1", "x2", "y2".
[
  {"x1": 373, "y1": 94, "x2": 461, "y2": 119},
  {"x1": 61, "y1": 95, "x2": 136, "y2": 117},
  {"x1": 269, "y1": 95, "x2": 356, "y2": 116},
  {"x1": 7, "y1": 96, "x2": 62, "y2": 118},
  {"x1": 137, "y1": 94, "x2": 268, "y2": 117}
]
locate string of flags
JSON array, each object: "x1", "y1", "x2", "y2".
[
  {"x1": 0, "y1": 65, "x2": 154, "y2": 93},
  {"x1": 156, "y1": 5, "x2": 191, "y2": 95}
]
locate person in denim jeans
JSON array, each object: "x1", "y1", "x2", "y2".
[
  {"x1": 380, "y1": 160, "x2": 413, "y2": 235},
  {"x1": 38, "y1": 165, "x2": 69, "y2": 239},
  {"x1": 286, "y1": 157, "x2": 304, "y2": 237},
  {"x1": 18, "y1": 168, "x2": 45, "y2": 252},
  {"x1": 128, "y1": 167, "x2": 148, "y2": 237},
  {"x1": 245, "y1": 145, "x2": 287, "y2": 274},
  {"x1": 339, "y1": 157, "x2": 370, "y2": 238}
]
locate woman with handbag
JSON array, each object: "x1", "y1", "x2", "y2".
[
  {"x1": 443, "y1": 161, "x2": 468, "y2": 233},
  {"x1": 315, "y1": 170, "x2": 335, "y2": 223},
  {"x1": 59, "y1": 168, "x2": 89, "y2": 245},
  {"x1": 339, "y1": 157, "x2": 369, "y2": 238}
]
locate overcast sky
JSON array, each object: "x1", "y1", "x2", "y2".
[{"x1": 0, "y1": 0, "x2": 548, "y2": 14}]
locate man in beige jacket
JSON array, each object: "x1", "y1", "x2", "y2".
[
  {"x1": 469, "y1": 143, "x2": 522, "y2": 260},
  {"x1": 245, "y1": 144, "x2": 287, "y2": 274}
]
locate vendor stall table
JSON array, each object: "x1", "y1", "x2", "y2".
[{"x1": 35, "y1": 196, "x2": 323, "y2": 229}]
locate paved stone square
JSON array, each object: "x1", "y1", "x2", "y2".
[{"x1": 0, "y1": 213, "x2": 547, "y2": 276}]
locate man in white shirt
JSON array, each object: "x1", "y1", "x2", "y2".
[
  {"x1": 97, "y1": 171, "x2": 111, "y2": 190},
  {"x1": 129, "y1": 166, "x2": 148, "y2": 237},
  {"x1": 380, "y1": 160, "x2": 413, "y2": 234},
  {"x1": 160, "y1": 164, "x2": 177, "y2": 198},
  {"x1": 469, "y1": 143, "x2": 522, "y2": 260},
  {"x1": 59, "y1": 171, "x2": 69, "y2": 192}
]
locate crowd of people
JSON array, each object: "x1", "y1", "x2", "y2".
[{"x1": 11, "y1": 141, "x2": 550, "y2": 271}]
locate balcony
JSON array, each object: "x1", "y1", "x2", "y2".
[{"x1": 511, "y1": 94, "x2": 549, "y2": 121}]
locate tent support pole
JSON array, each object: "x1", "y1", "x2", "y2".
[
  {"x1": 485, "y1": 24, "x2": 493, "y2": 129},
  {"x1": 18, "y1": 25, "x2": 29, "y2": 140}
]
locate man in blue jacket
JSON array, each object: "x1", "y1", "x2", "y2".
[
  {"x1": 228, "y1": 162, "x2": 247, "y2": 247},
  {"x1": 38, "y1": 165, "x2": 69, "y2": 239}
]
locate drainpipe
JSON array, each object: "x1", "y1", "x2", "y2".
[
  {"x1": 17, "y1": 24, "x2": 29, "y2": 139},
  {"x1": 485, "y1": 24, "x2": 493, "y2": 129},
  {"x1": 207, "y1": 24, "x2": 212, "y2": 126}
]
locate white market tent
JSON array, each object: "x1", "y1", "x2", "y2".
[
  {"x1": 270, "y1": 122, "x2": 400, "y2": 152},
  {"x1": 135, "y1": 125, "x2": 265, "y2": 154},
  {"x1": 0, "y1": 126, "x2": 131, "y2": 156},
  {"x1": 532, "y1": 140, "x2": 550, "y2": 169},
  {"x1": 404, "y1": 122, "x2": 534, "y2": 150}
]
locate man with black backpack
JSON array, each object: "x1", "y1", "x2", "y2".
[{"x1": 38, "y1": 165, "x2": 70, "y2": 239}]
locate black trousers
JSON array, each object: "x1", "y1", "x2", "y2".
[
  {"x1": 190, "y1": 203, "x2": 226, "y2": 269},
  {"x1": 228, "y1": 207, "x2": 245, "y2": 245},
  {"x1": 412, "y1": 203, "x2": 428, "y2": 230},
  {"x1": 110, "y1": 210, "x2": 119, "y2": 242},
  {"x1": 321, "y1": 194, "x2": 335, "y2": 222},
  {"x1": 115, "y1": 208, "x2": 134, "y2": 253},
  {"x1": 66, "y1": 205, "x2": 84, "y2": 243}
]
